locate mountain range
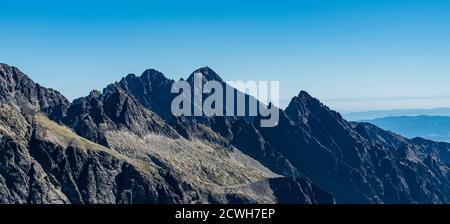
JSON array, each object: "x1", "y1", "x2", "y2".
[
  {"x1": 364, "y1": 116, "x2": 450, "y2": 143},
  {"x1": 2, "y1": 63, "x2": 450, "y2": 204},
  {"x1": 344, "y1": 108, "x2": 450, "y2": 121}
]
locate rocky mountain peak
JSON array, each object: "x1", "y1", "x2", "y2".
[
  {"x1": 0, "y1": 63, "x2": 69, "y2": 120},
  {"x1": 290, "y1": 91, "x2": 320, "y2": 108},
  {"x1": 0, "y1": 63, "x2": 34, "y2": 89},
  {"x1": 106, "y1": 69, "x2": 175, "y2": 121},
  {"x1": 284, "y1": 91, "x2": 317, "y2": 124},
  {"x1": 88, "y1": 89, "x2": 102, "y2": 98},
  {"x1": 285, "y1": 90, "x2": 346, "y2": 127},
  {"x1": 187, "y1": 67, "x2": 224, "y2": 83},
  {"x1": 0, "y1": 63, "x2": 24, "y2": 76},
  {"x1": 140, "y1": 69, "x2": 168, "y2": 82},
  {"x1": 115, "y1": 69, "x2": 170, "y2": 91}
]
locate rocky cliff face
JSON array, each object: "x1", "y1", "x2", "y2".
[{"x1": 0, "y1": 63, "x2": 70, "y2": 121}]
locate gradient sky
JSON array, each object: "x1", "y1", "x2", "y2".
[{"x1": 1, "y1": 0, "x2": 450, "y2": 112}]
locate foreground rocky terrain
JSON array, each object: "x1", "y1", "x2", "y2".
[{"x1": 1, "y1": 62, "x2": 450, "y2": 204}]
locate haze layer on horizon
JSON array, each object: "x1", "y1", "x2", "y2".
[{"x1": 1, "y1": 0, "x2": 449, "y2": 112}]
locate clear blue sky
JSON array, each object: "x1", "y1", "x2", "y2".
[{"x1": 1, "y1": 0, "x2": 450, "y2": 112}]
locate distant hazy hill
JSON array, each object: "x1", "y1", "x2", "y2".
[
  {"x1": 364, "y1": 116, "x2": 450, "y2": 143},
  {"x1": 344, "y1": 108, "x2": 450, "y2": 121}
]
